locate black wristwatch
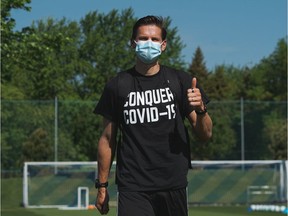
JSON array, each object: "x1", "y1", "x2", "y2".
[
  {"x1": 95, "y1": 179, "x2": 108, "y2": 189},
  {"x1": 195, "y1": 106, "x2": 207, "y2": 115}
]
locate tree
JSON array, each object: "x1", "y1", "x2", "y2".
[
  {"x1": 78, "y1": 9, "x2": 137, "y2": 99},
  {"x1": 1, "y1": 0, "x2": 31, "y2": 79},
  {"x1": 56, "y1": 101, "x2": 102, "y2": 161},
  {"x1": 1, "y1": 100, "x2": 55, "y2": 170},
  {"x1": 189, "y1": 98, "x2": 238, "y2": 160},
  {"x1": 247, "y1": 38, "x2": 287, "y2": 101},
  {"x1": 160, "y1": 17, "x2": 186, "y2": 70},
  {"x1": 205, "y1": 65, "x2": 236, "y2": 100},
  {"x1": 263, "y1": 38, "x2": 287, "y2": 101},
  {"x1": 21, "y1": 128, "x2": 53, "y2": 162},
  {"x1": 264, "y1": 112, "x2": 287, "y2": 159},
  {"x1": 3, "y1": 7, "x2": 186, "y2": 101},
  {"x1": 188, "y1": 47, "x2": 209, "y2": 85},
  {"x1": 9, "y1": 19, "x2": 84, "y2": 100}
]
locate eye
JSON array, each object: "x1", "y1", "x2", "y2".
[{"x1": 152, "y1": 37, "x2": 161, "y2": 42}]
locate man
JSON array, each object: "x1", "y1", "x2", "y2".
[{"x1": 94, "y1": 15, "x2": 212, "y2": 216}]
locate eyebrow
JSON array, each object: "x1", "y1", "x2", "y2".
[{"x1": 138, "y1": 36, "x2": 161, "y2": 41}]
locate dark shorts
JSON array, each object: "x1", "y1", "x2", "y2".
[{"x1": 117, "y1": 188, "x2": 188, "y2": 216}]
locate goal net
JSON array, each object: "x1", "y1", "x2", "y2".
[
  {"x1": 187, "y1": 160, "x2": 287, "y2": 205},
  {"x1": 23, "y1": 160, "x2": 287, "y2": 209},
  {"x1": 23, "y1": 161, "x2": 117, "y2": 209}
]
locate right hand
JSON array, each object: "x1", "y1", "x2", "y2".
[
  {"x1": 187, "y1": 77, "x2": 205, "y2": 112},
  {"x1": 95, "y1": 188, "x2": 109, "y2": 215}
]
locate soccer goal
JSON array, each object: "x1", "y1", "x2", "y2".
[
  {"x1": 23, "y1": 160, "x2": 287, "y2": 209},
  {"x1": 23, "y1": 161, "x2": 117, "y2": 209},
  {"x1": 187, "y1": 160, "x2": 287, "y2": 205}
]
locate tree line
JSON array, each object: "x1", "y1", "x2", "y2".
[{"x1": 1, "y1": 0, "x2": 287, "y2": 172}]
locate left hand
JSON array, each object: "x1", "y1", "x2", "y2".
[
  {"x1": 187, "y1": 77, "x2": 205, "y2": 112},
  {"x1": 95, "y1": 188, "x2": 109, "y2": 215}
]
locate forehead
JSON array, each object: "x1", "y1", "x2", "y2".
[{"x1": 136, "y1": 25, "x2": 162, "y2": 38}]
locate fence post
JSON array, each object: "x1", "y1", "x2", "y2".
[
  {"x1": 241, "y1": 97, "x2": 245, "y2": 161},
  {"x1": 54, "y1": 96, "x2": 58, "y2": 174}
]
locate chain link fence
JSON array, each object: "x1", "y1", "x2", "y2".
[{"x1": 1, "y1": 99, "x2": 287, "y2": 175}]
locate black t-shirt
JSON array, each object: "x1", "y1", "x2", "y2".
[{"x1": 94, "y1": 65, "x2": 209, "y2": 192}]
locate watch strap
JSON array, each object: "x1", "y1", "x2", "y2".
[
  {"x1": 195, "y1": 106, "x2": 207, "y2": 115},
  {"x1": 95, "y1": 179, "x2": 108, "y2": 189}
]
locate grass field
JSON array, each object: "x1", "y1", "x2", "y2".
[
  {"x1": 1, "y1": 206, "x2": 284, "y2": 216},
  {"x1": 1, "y1": 177, "x2": 285, "y2": 216}
]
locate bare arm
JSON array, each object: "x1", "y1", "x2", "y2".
[
  {"x1": 97, "y1": 118, "x2": 117, "y2": 183},
  {"x1": 95, "y1": 118, "x2": 117, "y2": 215},
  {"x1": 188, "y1": 111, "x2": 212, "y2": 141},
  {"x1": 187, "y1": 78, "x2": 213, "y2": 141}
]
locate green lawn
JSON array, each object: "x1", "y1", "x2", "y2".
[
  {"x1": 1, "y1": 177, "x2": 284, "y2": 216},
  {"x1": 1, "y1": 206, "x2": 284, "y2": 216}
]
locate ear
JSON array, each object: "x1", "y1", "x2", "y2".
[{"x1": 161, "y1": 40, "x2": 167, "y2": 52}]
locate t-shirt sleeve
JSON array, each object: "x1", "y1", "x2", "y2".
[{"x1": 93, "y1": 78, "x2": 118, "y2": 123}]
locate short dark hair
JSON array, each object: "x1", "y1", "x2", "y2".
[{"x1": 131, "y1": 15, "x2": 167, "y2": 41}]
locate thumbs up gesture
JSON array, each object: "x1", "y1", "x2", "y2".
[{"x1": 187, "y1": 77, "x2": 205, "y2": 113}]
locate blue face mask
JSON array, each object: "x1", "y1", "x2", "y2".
[{"x1": 134, "y1": 40, "x2": 163, "y2": 64}]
